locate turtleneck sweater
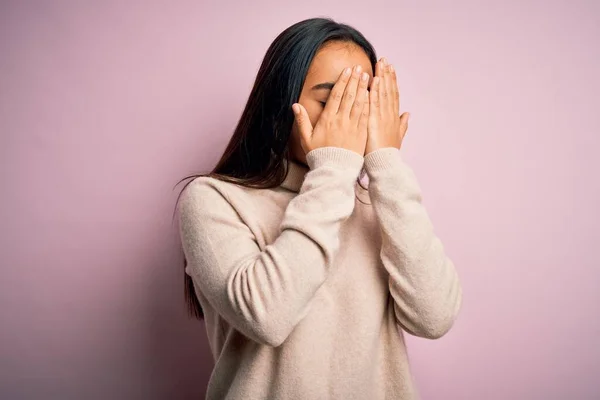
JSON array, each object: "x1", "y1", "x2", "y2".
[{"x1": 178, "y1": 146, "x2": 462, "y2": 400}]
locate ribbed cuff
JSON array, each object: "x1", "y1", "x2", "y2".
[
  {"x1": 306, "y1": 146, "x2": 365, "y2": 172},
  {"x1": 363, "y1": 147, "x2": 401, "y2": 175}
]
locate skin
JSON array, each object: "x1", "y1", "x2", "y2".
[
  {"x1": 289, "y1": 41, "x2": 411, "y2": 167},
  {"x1": 366, "y1": 56, "x2": 410, "y2": 154},
  {"x1": 289, "y1": 41, "x2": 410, "y2": 167},
  {"x1": 289, "y1": 41, "x2": 374, "y2": 166},
  {"x1": 290, "y1": 42, "x2": 410, "y2": 165}
]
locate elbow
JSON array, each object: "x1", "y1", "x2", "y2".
[
  {"x1": 413, "y1": 314, "x2": 457, "y2": 339},
  {"x1": 230, "y1": 296, "x2": 296, "y2": 347},
  {"x1": 419, "y1": 294, "x2": 462, "y2": 339},
  {"x1": 400, "y1": 312, "x2": 457, "y2": 340},
  {"x1": 217, "y1": 309, "x2": 293, "y2": 348},
  {"x1": 397, "y1": 293, "x2": 462, "y2": 340},
  {"x1": 225, "y1": 262, "x2": 318, "y2": 348},
  {"x1": 250, "y1": 318, "x2": 294, "y2": 347},
  {"x1": 264, "y1": 337, "x2": 285, "y2": 348},
  {"x1": 259, "y1": 332, "x2": 288, "y2": 348},
  {"x1": 415, "y1": 277, "x2": 463, "y2": 339}
]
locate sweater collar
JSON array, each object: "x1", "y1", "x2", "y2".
[{"x1": 280, "y1": 157, "x2": 309, "y2": 193}]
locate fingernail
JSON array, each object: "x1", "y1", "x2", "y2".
[
  {"x1": 344, "y1": 67, "x2": 351, "y2": 76},
  {"x1": 355, "y1": 65, "x2": 362, "y2": 73},
  {"x1": 361, "y1": 72, "x2": 368, "y2": 81},
  {"x1": 389, "y1": 64, "x2": 394, "y2": 72},
  {"x1": 382, "y1": 57, "x2": 387, "y2": 64}
]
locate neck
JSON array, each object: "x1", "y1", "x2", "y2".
[{"x1": 280, "y1": 157, "x2": 309, "y2": 193}]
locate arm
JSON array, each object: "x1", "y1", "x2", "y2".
[
  {"x1": 178, "y1": 147, "x2": 364, "y2": 347},
  {"x1": 364, "y1": 147, "x2": 462, "y2": 339}
]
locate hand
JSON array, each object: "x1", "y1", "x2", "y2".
[
  {"x1": 292, "y1": 65, "x2": 370, "y2": 157},
  {"x1": 365, "y1": 57, "x2": 410, "y2": 156}
]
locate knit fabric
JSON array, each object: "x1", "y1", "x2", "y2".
[{"x1": 178, "y1": 146, "x2": 462, "y2": 399}]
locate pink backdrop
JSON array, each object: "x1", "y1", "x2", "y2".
[{"x1": 1, "y1": 1, "x2": 598, "y2": 399}]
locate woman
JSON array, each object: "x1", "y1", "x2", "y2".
[{"x1": 176, "y1": 17, "x2": 462, "y2": 400}]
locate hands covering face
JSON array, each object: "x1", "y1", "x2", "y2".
[
  {"x1": 292, "y1": 56, "x2": 410, "y2": 157},
  {"x1": 365, "y1": 57, "x2": 410, "y2": 155}
]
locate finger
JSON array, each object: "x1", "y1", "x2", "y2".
[
  {"x1": 399, "y1": 112, "x2": 410, "y2": 140},
  {"x1": 389, "y1": 63, "x2": 400, "y2": 113},
  {"x1": 400, "y1": 112, "x2": 410, "y2": 129},
  {"x1": 381, "y1": 58, "x2": 392, "y2": 113},
  {"x1": 350, "y1": 71, "x2": 369, "y2": 122},
  {"x1": 370, "y1": 76, "x2": 381, "y2": 116},
  {"x1": 323, "y1": 67, "x2": 352, "y2": 116},
  {"x1": 378, "y1": 63, "x2": 389, "y2": 112},
  {"x1": 358, "y1": 88, "x2": 370, "y2": 133},
  {"x1": 375, "y1": 59, "x2": 384, "y2": 78},
  {"x1": 292, "y1": 103, "x2": 313, "y2": 144},
  {"x1": 339, "y1": 65, "x2": 362, "y2": 116}
]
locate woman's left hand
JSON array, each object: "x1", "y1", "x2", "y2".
[{"x1": 365, "y1": 57, "x2": 411, "y2": 155}]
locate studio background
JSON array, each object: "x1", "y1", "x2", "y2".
[{"x1": 1, "y1": 1, "x2": 598, "y2": 399}]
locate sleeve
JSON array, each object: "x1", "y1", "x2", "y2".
[
  {"x1": 363, "y1": 147, "x2": 463, "y2": 339},
  {"x1": 178, "y1": 146, "x2": 364, "y2": 347}
]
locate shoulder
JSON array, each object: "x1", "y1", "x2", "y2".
[
  {"x1": 178, "y1": 176, "x2": 235, "y2": 215},
  {"x1": 178, "y1": 175, "x2": 273, "y2": 219},
  {"x1": 177, "y1": 176, "x2": 278, "y2": 246}
]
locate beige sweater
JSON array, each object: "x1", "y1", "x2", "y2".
[{"x1": 178, "y1": 146, "x2": 462, "y2": 399}]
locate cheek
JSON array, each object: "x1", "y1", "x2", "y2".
[
  {"x1": 303, "y1": 103, "x2": 323, "y2": 127},
  {"x1": 297, "y1": 91, "x2": 323, "y2": 127}
]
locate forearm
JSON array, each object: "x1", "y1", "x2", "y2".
[
  {"x1": 180, "y1": 146, "x2": 365, "y2": 346},
  {"x1": 364, "y1": 147, "x2": 462, "y2": 338}
]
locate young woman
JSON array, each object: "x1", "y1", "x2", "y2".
[{"x1": 176, "y1": 17, "x2": 462, "y2": 400}]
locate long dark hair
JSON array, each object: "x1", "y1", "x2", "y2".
[{"x1": 174, "y1": 17, "x2": 377, "y2": 320}]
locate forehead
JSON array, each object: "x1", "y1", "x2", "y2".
[{"x1": 305, "y1": 41, "x2": 373, "y2": 83}]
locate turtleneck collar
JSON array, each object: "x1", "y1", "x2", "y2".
[{"x1": 280, "y1": 157, "x2": 310, "y2": 193}]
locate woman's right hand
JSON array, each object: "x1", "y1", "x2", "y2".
[{"x1": 292, "y1": 65, "x2": 370, "y2": 157}]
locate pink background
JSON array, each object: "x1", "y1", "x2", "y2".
[{"x1": 1, "y1": 1, "x2": 598, "y2": 399}]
